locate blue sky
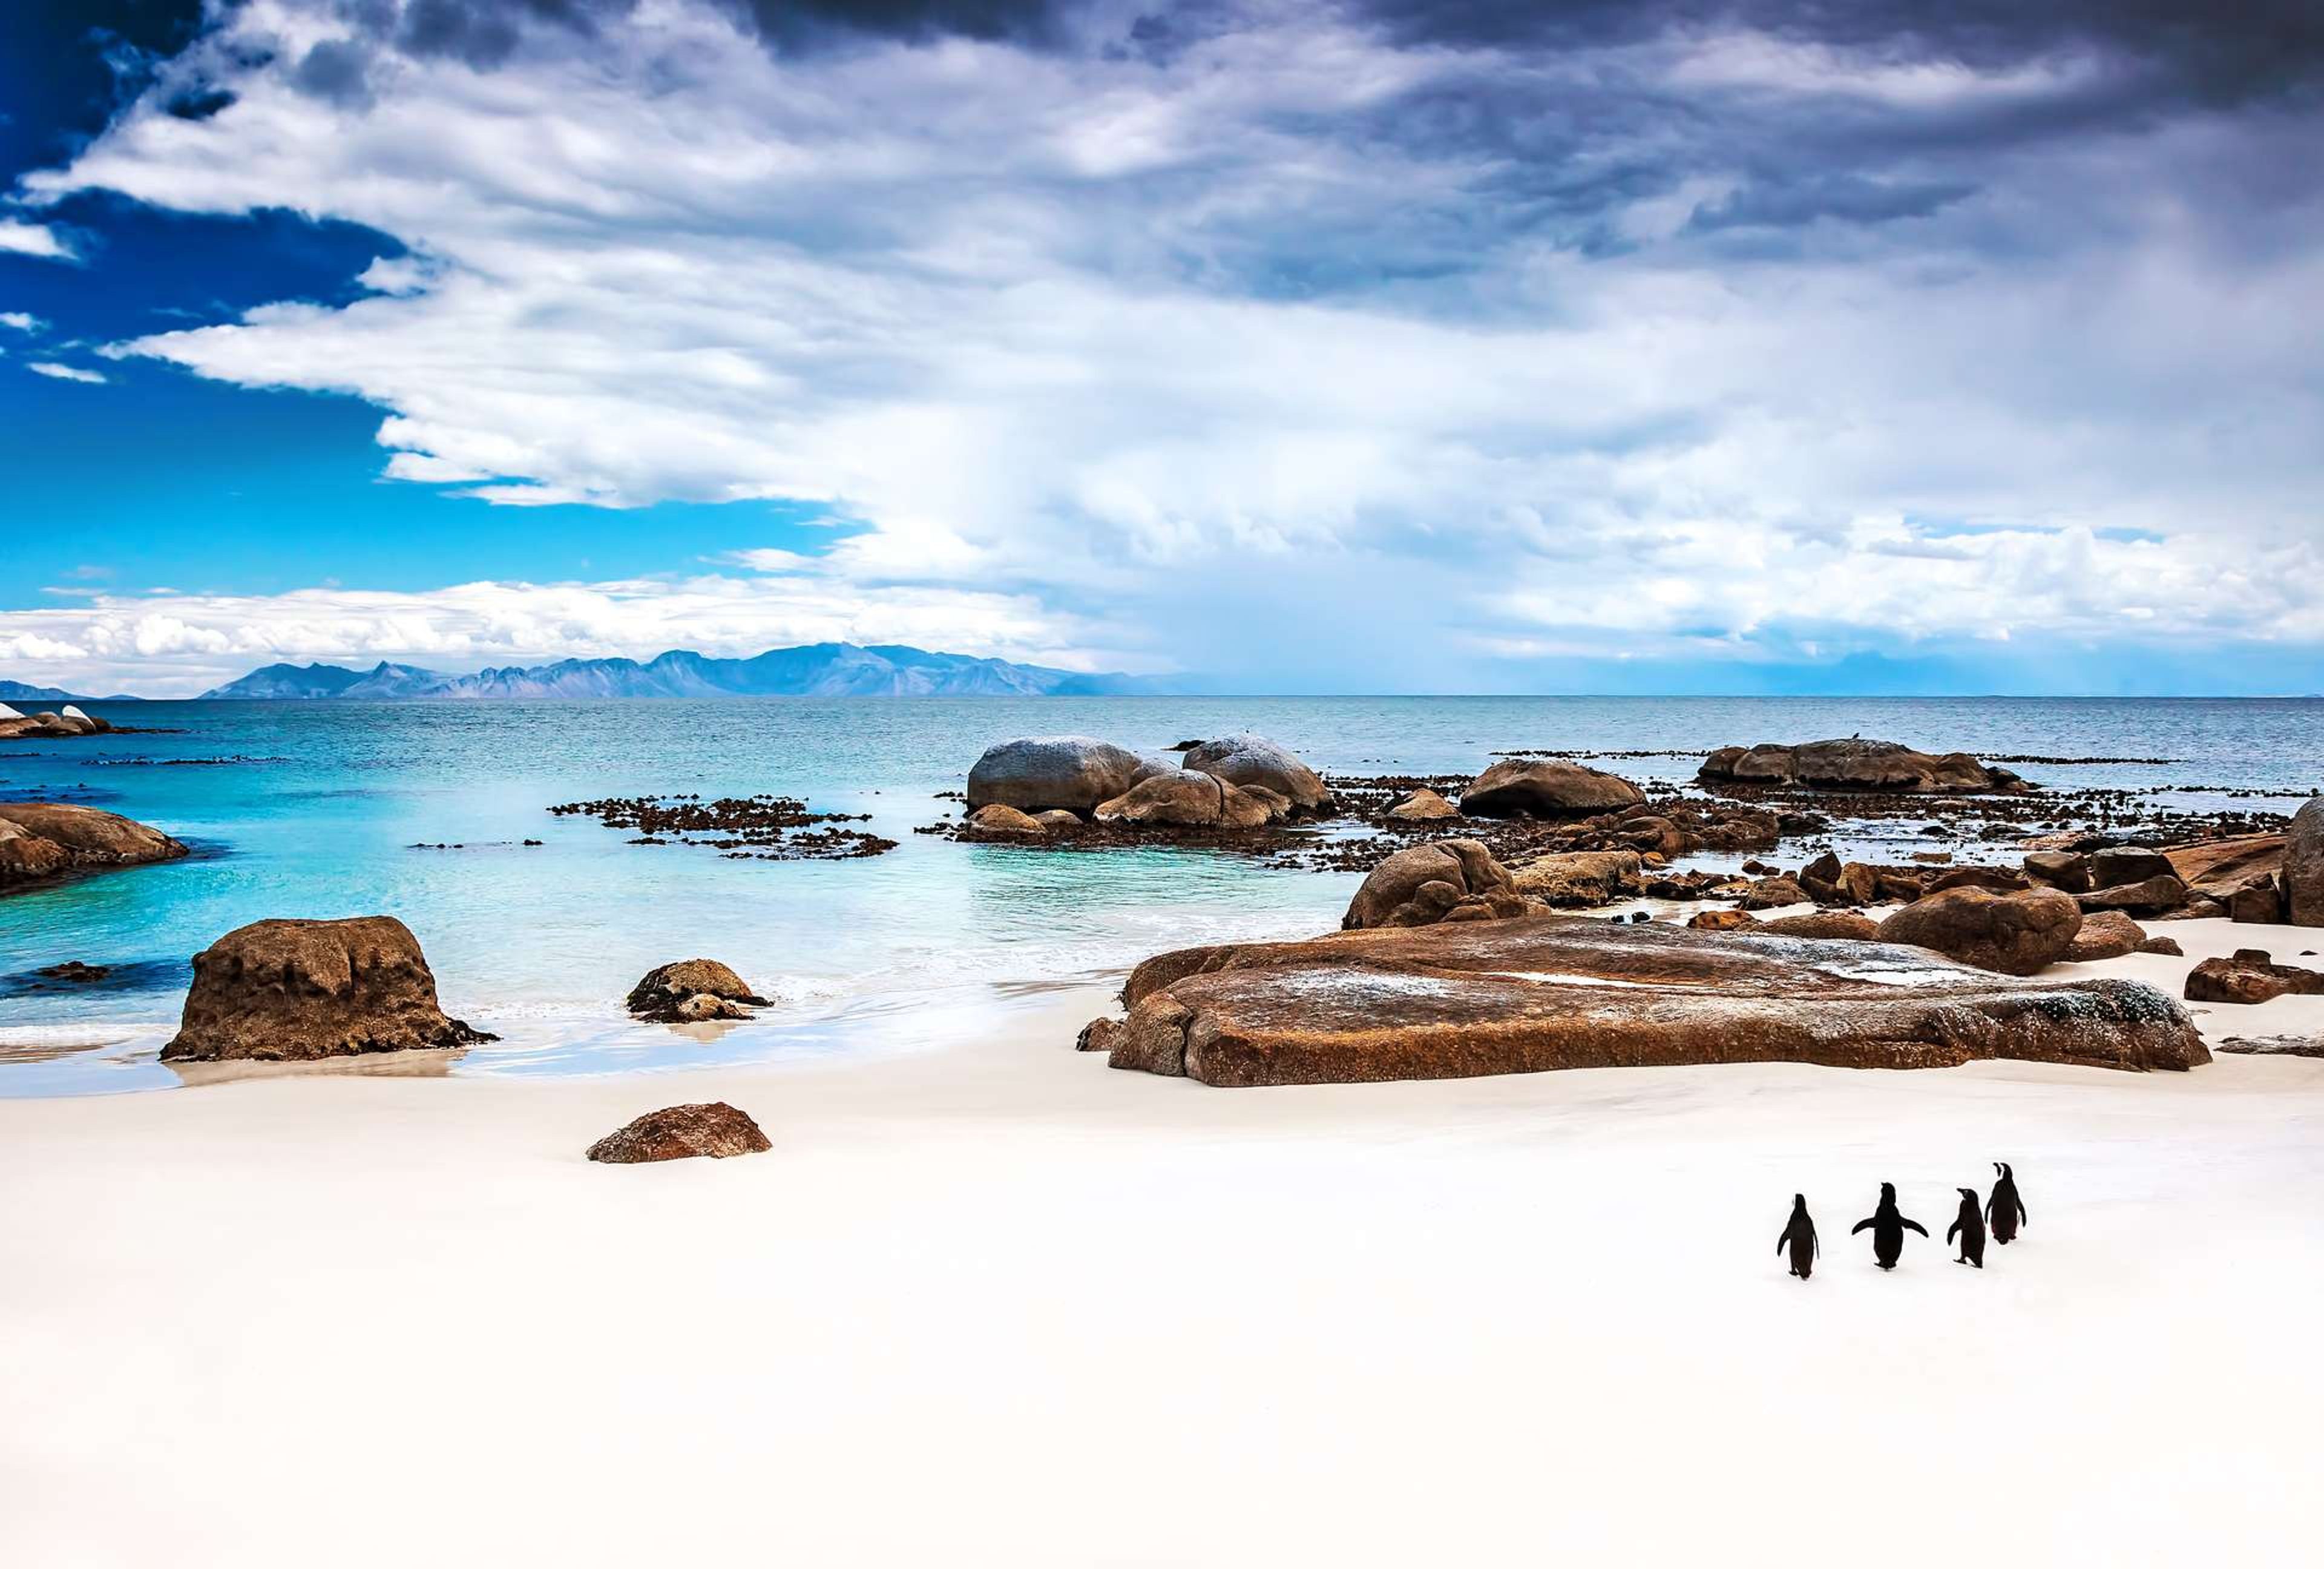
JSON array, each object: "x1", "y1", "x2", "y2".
[{"x1": 3, "y1": 1, "x2": 2322, "y2": 696}]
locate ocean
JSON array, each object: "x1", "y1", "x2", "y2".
[{"x1": 3, "y1": 696, "x2": 2317, "y2": 1096}]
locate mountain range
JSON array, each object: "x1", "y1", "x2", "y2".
[
  {"x1": 0, "y1": 680, "x2": 139, "y2": 703},
  {"x1": 197, "y1": 643, "x2": 1157, "y2": 700}
]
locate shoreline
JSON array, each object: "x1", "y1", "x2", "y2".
[{"x1": 7, "y1": 919, "x2": 2324, "y2": 1564}]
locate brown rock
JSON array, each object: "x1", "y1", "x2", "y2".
[
  {"x1": 1103, "y1": 915, "x2": 2203, "y2": 1085},
  {"x1": 1459, "y1": 760, "x2": 1645, "y2": 819},
  {"x1": 2165, "y1": 834, "x2": 2283, "y2": 900},
  {"x1": 1930, "y1": 866, "x2": 2029, "y2": 893},
  {"x1": 586, "y1": 1102, "x2": 770, "y2": 1163},
  {"x1": 1618, "y1": 814, "x2": 1689, "y2": 858},
  {"x1": 2185, "y1": 950, "x2": 2324, "y2": 1007},
  {"x1": 1386, "y1": 788, "x2": 1460, "y2": 822},
  {"x1": 1075, "y1": 1017, "x2": 1122, "y2": 1054},
  {"x1": 1879, "y1": 887, "x2": 2083, "y2": 976},
  {"x1": 1032, "y1": 809, "x2": 1084, "y2": 832},
  {"x1": 1508, "y1": 849, "x2": 1641, "y2": 906},
  {"x1": 1758, "y1": 910, "x2": 1886, "y2": 941},
  {"x1": 963, "y1": 803, "x2": 1048, "y2": 839},
  {"x1": 0, "y1": 801, "x2": 189, "y2": 886},
  {"x1": 627, "y1": 959, "x2": 767, "y2": 1022},
  {"x1": 2023, "y1": 850, "x2": 2092, "y2": 893},
  {"x1": 1689, "y1": 909, "x2": 1759, "y2": 931},
  {"x1": 2214, "y1": 1034, "x2": 2324, "y2": 1059},
  {"x1": 2139, "y1": 935, "x2": 2184, "y2": 956},
  {"x1": 2068, "y1": 910, "x2": 2149, "y2": 962},
  {"x1": 2229, "y1": 876, "x2": 2284, "y2": 925},
  {"x1": 2076, "y1": 875, "x2": 2189, "y2": 914},
  {"x1": 1344, "y1": 840, "x2": 1523, "y2": 930},
  {"x1": 2286, "y1": 798, "x2": 2324, "y2": 927},
  {"x1": 1732, "y1": 874, "x2": 1809, "y2": 910},
  {"x1": 1095, "y1": 769, "x2": 1233, "y2": 826},
  {"x1": 2089, "y1": 847, "x2": 2176, "y2": 890},
  {"x1": 162, "y1": 916, "x2": 496, "y2": 1062}
]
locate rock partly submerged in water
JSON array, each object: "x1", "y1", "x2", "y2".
[
  {"x1": 162, "y1": 916, "x2": 496, "y2": 1062},
  {"x1": 1091, "y1": 915, "x2": 2204, "y2": 1087},
  {"x1": 0, "y1": 801, "x2": 188, "y2": 886},
  {"x1": 1385, "y1": 788, "x2": 1460, "y2": 822},
  {"x1": 626, "y1": 958, "x2": 769, "y2": 1023},
  {"x1": 586, "y1": 1102, "x2": 771, "y2": 1163},
  {"x1": 1180, "y1": 734, "x2": 1334, "y2": 816},
  {"x1": 1698, "y1": 739, "x2": 2027, "y2": 795},
  {"x1": 1095, "y1": 769, "x2": 1284, "y2": 827},
  {"x1": 1878, "y1": 886, "x2": 2083, "y2": 976},
  {"x1": 966, "y1": 736, "x2": 1158, "y2": 814},
  {"x1": 0, "y1": 706, "x2": 116, "y2": 740},
  {"x1": 1459, "y1": 760, "x2": 1646, "y2": 819}
]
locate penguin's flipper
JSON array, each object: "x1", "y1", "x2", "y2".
[
  {"x1": 1810, "y1": 1227, "x2": 1819, "y2": 1260},
  {"x1": 1901, "y1": 1218, "x2": 1929, "y2": 1237},
  {"x1": 1851, "y1": 1217, "x2": 1875, "y2": 1234},
  {"x1": 1947, "y1": 1218, "x2": 1961, "y2": 1244}
]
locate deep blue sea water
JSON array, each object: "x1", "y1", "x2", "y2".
[{"x1": 3, "y1": 697, "x2": 2317, "y2": 1096}]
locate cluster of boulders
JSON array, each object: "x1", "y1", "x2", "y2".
[
  {"x1": 0, "y1": 802, "x2": 188, "y2": 886},
  {"x1": 1698, "y1": 738, "x2": 2027, "y2": 795},
  {"x1": 1342, "y1": 840, "x2": 1537, "y2": 928},
  {"x1": 0, "y1": 702, "x2": 114, "y2": 740},
  {"x1": 960, "y1": 732, "x2": 1334, "y2": 838},
  {"x1": 161, "y1": 916, "x2": 496, "y2": 1062},
  {"x1": 626, "y1": 959, "x2": 769, "y2": 1023}
]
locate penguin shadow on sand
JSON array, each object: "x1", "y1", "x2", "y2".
[
  {"x1": 1849, "y1": 1182, "x2": 1928, "y2": 1271},
  {"x1": 1776, "y1": 1194, "x2": 1819, "y2": 1280}
]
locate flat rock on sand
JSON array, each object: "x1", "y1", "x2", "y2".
[
  {"x1": 586, "y1": 1102, "x2": 772, "y2": 1163},
  {"x1": 1099, "y1": 915, "x2": 2203, "y2": 1087}
]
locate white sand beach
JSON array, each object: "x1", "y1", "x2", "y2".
[{"x1": 6, "y1": 917, "x2": 2324, "y2": 1567}]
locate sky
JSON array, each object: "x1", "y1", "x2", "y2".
[{"x1": 1, "y1": 1, "x2": 2321, "y2": 697}]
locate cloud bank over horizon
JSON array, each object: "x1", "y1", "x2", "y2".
[{"x1": 5, "y1": 0, "x2": 2323, "y2": 694}]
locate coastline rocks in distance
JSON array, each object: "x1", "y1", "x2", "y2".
[
  {"x1": 1460, "y1": 759, "x2": 1646, "y2": 819},
  {"x1": 967, "y1": 736, "x2": 1155, "y2": 814},
  {"x1": 1387, "y1": 788, "x2": 1460, "y2": 822},
  {"x1": 0, "y1": 802, "x2": 189, "y2": 886},
  {"x1": 1091, "y1": 915, "x2": 2204, "y2": 1086},
  {"x1": 586, "y1": 1102, "x2": 771, "y2": 1163},
  {"x1": 1180, "y1": 734, "x2": 1334, "y2": 816},
  {"x1": 1879, "y1": 886, "x2": 2083, "y2": 976},
  {"x1": 0, "y1": 707, "x2": 116, "y2": 740},
  {"x1": 1699, "y1": 739, "x2": 2027, "y2": 795},
  {"x1": 161, "y1": 916, "x2": 496, "y2": 1062},
  {"x1": 2184, "y1": 950, "x2": 2324, "y2": 1007},
  {"x1": 1344, "y1": 839, "x2": 1531, "y2": 929},
  {"x1": 626, "y1": 959, "x2": 770, "y2": 1024},
  {"x1": 2286, "y1": 798, "x2": 2324, "y2": 927}
]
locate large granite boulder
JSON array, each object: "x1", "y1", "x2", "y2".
[
  {"x1": 966, "y1": 736, "x2": 1155, "y2": 814},
  {"x1": 1094, "y1": 769, "x2": 1279, "y2": 827},
  {"x1": 2023, "y1": 850, "x2": 2092, "y2": 893},
  {"x1": 1387, "y1": 788, "x2": 1460, "y2": 822},
  {"x1": 2287, "y1": 798, "x2": 2324, "y2": 927},
  {"x1": 1508, "y1": 850, "x2": 1641, "y2": 906},
  {"x1": 2164, "y1": 834, "x2": 2283, "y2": 901},
  {"x1": 2185, "y1": 949, "x2": 2324, "y2": 1007},
  {"x1": 0, "y1": 802, "x2": 188, "y2": 885},
  {"x1": 1180, "y1": 734, "x2": 1333, "y2": 815},
  {"x1": 626, "y1": 959, "x2": 769, "y2": 1023},
  {"x1": 1092, "y1": 915, "x2": 2203, "y2": 1086},
  {"x1": 1698, "y1": 739, "x2": 2024, "y2": 794},
  {"x1": 586, "y1": 1102, "x2": 771, "y2": 1163},
  {"x1": 1879, "y1": 886, "x2": 2083, "y2": 976},
  {"x1": 1344, "y1": 839, "x2": 1528, "y2": 929},
  {"x1": 2076, "y1": 875, "x2": 2189, "y2": 915},
  {"x1": 0, "y1": 708, "x2": 113, "y2": 740},
  {"x1": 1460, "y1": 760, "x2": 1646, "y2": 819},
  {"x1": 2068, "y1": 910, "x2": 2150, "y2": 962},
  {"x1": 162, "y1": 916, "x2": 495, "y2": 1062}
]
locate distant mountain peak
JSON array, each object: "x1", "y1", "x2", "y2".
[{"x1": 197, "y1": 642, "x2": 1156, "y2": 700}]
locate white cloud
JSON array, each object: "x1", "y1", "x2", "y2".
[
  {"x1": 0, "y1": 311, "x2": 42, "y2": 332},
  {"x1": 12, "y1": 0, "x2": 2324, "y2": 688},
  {"x1": 0, "y1": 220, "x2": 74, "y2": 260},
  {"x1": 25, "y1": 361, "x2": 107, "y2": 384}
]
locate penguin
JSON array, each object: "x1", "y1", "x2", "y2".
[
  {"x1": 1947, "y1": 1187, "x2": 1986, "y2": 1268},
  {"x1": 1986, "y1": 1162, "x2": 2026, "y2": 1245},
  {"x1": 1850, "y1": 1182, "x2": 1929, "y2": 1270},
  {"x1": 1776, "y1": 1194, "x2": 1819, "y2": 1281}
]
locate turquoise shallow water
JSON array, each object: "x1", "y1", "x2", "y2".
[{"x1": 2, "y1": 696, "x2": 2317, "y2": 1096}]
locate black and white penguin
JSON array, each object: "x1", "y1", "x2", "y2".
[
  {"x1": 1776, "y1": 1194, "x2": 1819, "y2": 1280},
  {"x1": 1850, "y1": 1182, "x2": 1929, "y2": 1270},
  {"x1": 1947, "y1": 1187, "x2": 1986, "y2": 1268},
  {"x1": 1986, "y1": 1162, "x2": 2027, "y2": 1245}
]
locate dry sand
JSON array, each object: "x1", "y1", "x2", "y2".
[{"x1": 5, "y1": 917, "x2": 2324, "y2": 1566}]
